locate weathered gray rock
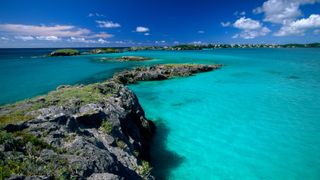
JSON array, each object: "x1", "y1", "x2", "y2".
[
  {"x1": 112, "y1": 64, "x2": 222, "y2": 84},
  {"x1": 88, "y1": 173, "x2": 121, "y2": 180},
  {"x1": 0, "y1": 64, "x2": 221, "y2": 179}
]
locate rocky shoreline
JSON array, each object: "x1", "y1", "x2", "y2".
[{"x1": 0, "y1": 64, "x2": 221, "y2": 179}]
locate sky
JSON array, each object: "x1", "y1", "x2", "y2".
[{"x1": 0, "y1": 0, "x2": 320, "y2": 47}]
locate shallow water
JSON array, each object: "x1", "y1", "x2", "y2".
[
  {"x1": 1, "y1": 48, "x2": 320, "y2": 179},
  {"x1": 129, "y1": 49, "x2": 320, "y2": 179}
]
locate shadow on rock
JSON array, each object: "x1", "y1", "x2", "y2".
[{"x1": 150, "y1": 120, "x2": 185, "y2": 180}]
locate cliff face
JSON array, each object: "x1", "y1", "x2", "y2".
[
  {"x1": 0, "y1": 64, "x2": 220, "y2": 179},
  {"x1": 1, "y1": 81, "x2": 155, "y2": 179}
]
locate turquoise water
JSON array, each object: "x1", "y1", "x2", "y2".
[{"x1": 1, "y1": 48, "x2": 320, "y2": 179}]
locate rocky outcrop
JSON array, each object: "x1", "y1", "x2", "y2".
[
  {"x1": 49, "y1": 49, "x2": 80, "y2": 56},
  {"x1": 0, "y1": 81, "x2": 155, "y2": 179},
  {"x1": 0, "y1": 64, "x2": 221, "y2": 179},
  {"x1": 112, "y1": 64, "x2": 222, "y2": 84},
  {"x1": 116, "y1": 56, "x2": 152, "y2": 62}
]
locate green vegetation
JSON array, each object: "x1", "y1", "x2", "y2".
[
  {"x1": 0, "y1": 129, "x2": 71, "y2": 179},
  {"x1": 101, "y1": 120, "x2": 113, "y2": 133},
  {"x1": 90, "y1": 48, "x2": 120, "y2": 54},
  {"x1": 137, "y1": 160, "x2": 152, "y2": 178},
  {"x1": 49, "y1": 49, "x2": 80, "y2": 56},
  {"x1": 0, "y1": 82, "x2": 114, "y2": 125},
  {"x1": 172, "y1": 44, "x2": 203, "y2": 50},
  {"x1": 44, "y1": 85, "x2": 108, "y2": 106},
  {"x1": 116, "y1": 139, "x2": 127, "y2": 149}
]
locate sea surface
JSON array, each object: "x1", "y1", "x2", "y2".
[{"x1": 1, "y1": 48, "x2": 320, "y2": 179}]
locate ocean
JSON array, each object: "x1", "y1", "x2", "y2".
[{"x1": 1, "y1": 48, "x2": 320, "y2": 179}]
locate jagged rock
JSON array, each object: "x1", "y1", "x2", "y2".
[
  {"x1": 0, "y1": 64, "x2": 221, "y2": 179},
  {"x1": 88, "y1": 173, "x2": 121, "y2": 180},
  {"x1": 112, "y1": 64, "x2": 222, "y2": 84}
]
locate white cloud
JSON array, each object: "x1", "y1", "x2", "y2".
[
  {"x1": 221, "y1": 22, "x2": 231, "y2": 27},
  {"x1": 144, "y1": 32, "x2": 150, "y2": 36},
  {"x1": 0, "y1": 37, "x2": 9, "y2": 40},
  {"x1": 314, "y1": 29, "x2": 320, "y2": 34},
  {"x1": 97, "y1": 38, "x2": 109, "y2": 44},
  {"x1": 274, "y1": 14, "x2": 320, "y2": 36},
  {"x1": 233, "y1": 17, "x2": 271, "y2": 39},
  {"x1": 198, "y1": 30, "x2": 205, "y2": 34},
  {"x1": 0, "y1": 24, "x2": 90, "y2": 37},
  {"x1": 136, "y1": 26, "x2": 149, "y2": 32},
  {"x1": 68, "y1": 37, "x2": 109, "y2": 44},
  {"x1": 192, "y1": 41, "x2": 203, "y2": 45},
  {"x1": 36, "y1": 36, "x2": 61, "y2": 41},
  {"x1": 155, "y1": 40, "x2": 166, "y2": 44},
  {"x1": 14, "y1": 36, "x2": 34, "y2": 41},
  {"x1": 92, "y1": 32, "x2": 113, "y2": 38},
  {"x1": 234, "y1": 11, "x2": 246, "y2": 16},
  {"x1": 173, "y1": 41, "x2": 179, "y2": 44},
  {"x1": 234, "y1": 17, "x2": 262, "y2": 30},
  {"x1": 96, "y1": 20, "x2": 121, "y2": 28},
  {"x1": 253, "y1": 0, "x2": 320, "y2": 24},
  {"x1": 88, "y1": 13, "x2": 105, "y2": 17}
]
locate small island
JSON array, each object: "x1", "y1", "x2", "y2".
[
  {"x1": 90, "y1": 48, "x2": 120, "y2": 54},
  {"x1": 48, "y1": 49, "x2": 80, "y2": 56}
]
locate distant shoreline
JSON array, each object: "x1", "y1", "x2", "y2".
[{"x1": 0, "y1": 42, "x2": 319, "y2": 50}]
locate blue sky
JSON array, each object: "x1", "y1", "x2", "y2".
[{"x1": 0, "y1": 0, "x2": 319, "y2": 47}]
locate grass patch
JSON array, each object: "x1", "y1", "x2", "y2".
[
  {"x1": 137, "y1": 160, "x2": 152, "y2": 178},
  {"x1": 0, "y1": 83, "x2": 114, "y2": 125},
  {"x1": 0, "y1": 129, "x2": 71, "y2": 179},
  {"x1": 101, "y1": 120, "x2": 113, "y2": 134},
  {"x1": 116, "y1": 140, "x2": 127, "y2": 149}
]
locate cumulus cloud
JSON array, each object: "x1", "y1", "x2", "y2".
[
  {"x1": 96, "y1": 20, "x2": 121, "y2": 28},
  {"x1": 14, "y1": 36, "x2": 34, "y2": 41},
  {"x1": 198, "y1": 30, "x2": 205, "y2": 34},
  {"x1": 144, "y1": 33, "x2": 150, "y2": 36},
  {"x1": 136, "y1": 26, "x2": 149, "y2": 32},
  {"x1": 0, "y1": 24, "x2": 90, "y2": 37},
  {"x1": 253, "y1": 0, "x2": 320, "y2": 24},
  {"x1": 36, "y1": 36, "x2": 61, "y2": 41},
  {"x1": 274, "y1": 14, "x2": 320, "y2": 36},
  {"x1": 233, "y1": 17, "x2": 271, "y2": 39},
  {"x1": 221, "y1": 22, "x2": 231, "y2": 27}
]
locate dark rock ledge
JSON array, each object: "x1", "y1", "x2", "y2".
[{"x1": 0, "y1": 64, "x2": 221, "y2": 179}]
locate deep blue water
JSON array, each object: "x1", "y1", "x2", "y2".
[{"x1": 1, "y1": 48, "x2": 320, "y2": 179}]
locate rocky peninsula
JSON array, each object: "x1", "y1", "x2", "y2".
[{"x1": 0, "y1": 64, "x2": 221, "y2": 179}]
